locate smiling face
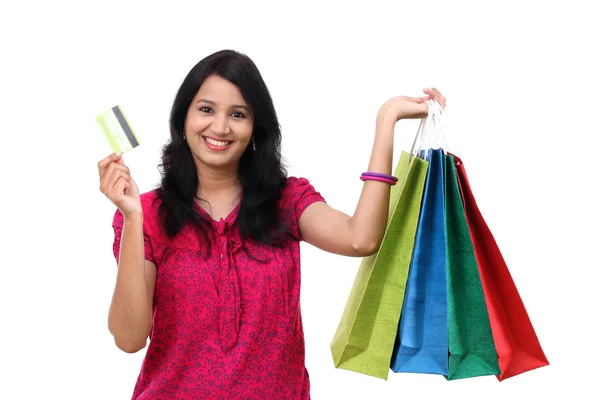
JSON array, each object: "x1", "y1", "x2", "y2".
[{"x1": 184, "y1": 74, "x2": 254, "y2": 171}]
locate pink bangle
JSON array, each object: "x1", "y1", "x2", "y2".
[
  {"x1": 361, "y1": 172, "x2": 398, "y2": 182},
  {"x1": 360, "y1": 175, "x2": 397, "y2": 185}
]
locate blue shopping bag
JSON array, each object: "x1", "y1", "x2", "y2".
[{"x1": 391, "y1": 148, "x2": 448, "y2": 375}]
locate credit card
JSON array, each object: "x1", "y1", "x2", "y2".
[{"x1": 96, "y1": 105, "x2": 140, "y2": 154}]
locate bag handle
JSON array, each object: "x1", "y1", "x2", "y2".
[
  {"x1": 417, "y1": 99, "x2": 452, "y2": 158},
  {"x1": 433, "y1": 100, "x2": 450, "y2": 154},
  {"x1": 393, "y1": 101, "x2": 434, "y2": 188},
  {"x1": 400, "y1": 99, "x2": 453, "y2": 184},
  {"x1": 409, "y1": 100, "x2": 434, "y2": 160}
]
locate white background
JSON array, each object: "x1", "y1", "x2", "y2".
[{"x1": 1, "y1": 0, "x2": 598, "y2": 399}]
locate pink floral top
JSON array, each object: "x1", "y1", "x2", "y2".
[{"x1": 112, "y1": 177, "x2": 325, "y2": 400}]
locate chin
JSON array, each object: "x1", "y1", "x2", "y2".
[{"x1": 194, "y1": 150, "x2": 241, "y2": 169}]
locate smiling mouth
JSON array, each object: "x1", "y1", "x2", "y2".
[{"x1": 203, "y1": 136, "x2": 232, "y2": 148}]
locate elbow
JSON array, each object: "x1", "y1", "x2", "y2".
[
  {"x1": 351, "y1": 239, "x2": 381, "y2": 257},
  {"x1": 108, "y1": 314, "x2": 151, "y2": 354},
  {"x1": 349, "y1": 221, "x2": 383, "y2": 257},
  {"x1": 114, "y1": 336, "x2": 147, "y2": 353},
  {"x1": 108, "y1": 323, "x2": 148, "y2": 354}
]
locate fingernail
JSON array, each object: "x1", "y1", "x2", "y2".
[{"x1": 115, "y1": 152, "x2": 122, "y2": 157}]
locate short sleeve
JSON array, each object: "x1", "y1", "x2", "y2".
[
  {"x1": 112, "y1": 209, "x2": 156, "y2": 265},
  {"x1": 287, "y1": 177, "x2": 326, "y2": 241}
]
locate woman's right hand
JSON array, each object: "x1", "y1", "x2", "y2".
[{"x1": 98, "y1": 152, "x2": 142, "y2": 218}]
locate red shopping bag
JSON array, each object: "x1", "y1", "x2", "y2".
[{"x1": 453, "y1": 155, "x2": 549, "y2": 381}]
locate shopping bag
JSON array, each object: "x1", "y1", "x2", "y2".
[
  {"x1": 330, "y1": 151, "x2": 429, "y2": 380},
  {"x1": 453, "y1": 154, "x2": 549, "y2": 380},
  {"x1": 390, "y1": 147, "x2": 448, "y2": 375},
  {"x1": 444, "y1": 153, "x2": 501, "y2": 380}
]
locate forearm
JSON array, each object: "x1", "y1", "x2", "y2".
[
  {"x1": 108, "y1": 213, "x2": 152, "y2": 352},
  {"x1": 349, "y1": 110, "x2": 397, "y2": 252}
]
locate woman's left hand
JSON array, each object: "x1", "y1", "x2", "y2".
[{"x1": 378, "y1": 88, "x2": 446, "y2": 123}]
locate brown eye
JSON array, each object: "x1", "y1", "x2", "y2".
[
  {"x1": 232, "y1": 112, "x2": 245, "y2": 119},
  {"x1": 200, "y1": 107, "x2": 212, "y2": 113}
]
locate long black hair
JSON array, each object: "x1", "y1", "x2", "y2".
[{"x1": 154, "y1": 49, "x2": 290, "y2": 248}]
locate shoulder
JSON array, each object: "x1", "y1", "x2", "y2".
[
  {"x1": 140, "y1": 189, "x2": 161, "y2": 214},
  {"x1": 280, "y1": 176, "x2": 326, "y2": 214},
  {"x1": 112, "y1": 189, "x2": 162, "y2": 236},
  {"x1": 282, "y1": 176, "x2": 319, "y2": 196}
]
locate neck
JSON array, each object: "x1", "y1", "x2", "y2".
[{"x1": 195, "y1": 162, "x2": 241, "y2": 200}]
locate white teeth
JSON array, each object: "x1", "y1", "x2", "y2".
[{"x1": 205, "y1": 137, "x2": 230, "y2": 147}]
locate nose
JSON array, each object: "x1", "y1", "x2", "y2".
[{"x1": 211, "y1": 113, "x2": 231, "y2": 137}]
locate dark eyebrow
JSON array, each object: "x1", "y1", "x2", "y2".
[{"x1": 197, "y1": 99, "x2": 251, "y2": 113}]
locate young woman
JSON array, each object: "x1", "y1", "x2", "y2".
[{"x1": 98, "y1": 49, "x2": 446, "y2": 399}]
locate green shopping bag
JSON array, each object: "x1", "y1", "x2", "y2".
[
  {"x1": 330, "y1": 151, "x2": 428, "y2": 380},
  {"x1": 444, "y1": 154, "x2": 501, "y2": 380}
]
